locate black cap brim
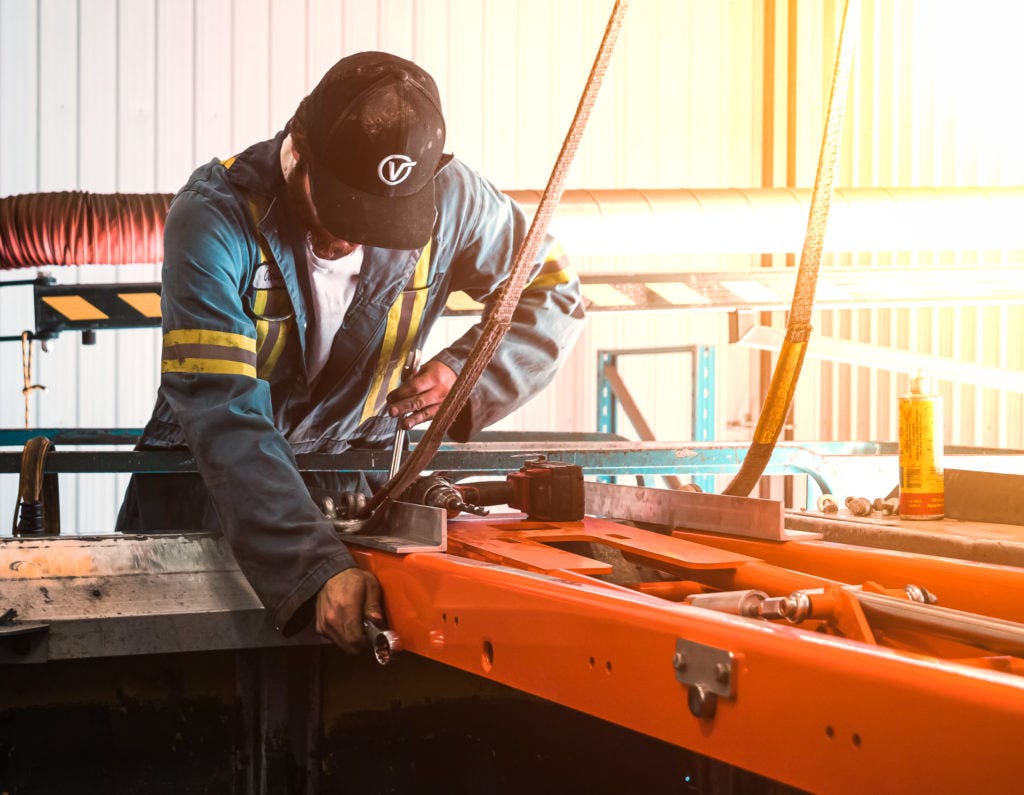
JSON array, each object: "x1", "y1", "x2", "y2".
[{"x1": 308, "y1": 165, "x2": 437, "y2": 251}]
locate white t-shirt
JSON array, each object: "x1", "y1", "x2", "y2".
[{"x1": 304, "y1": 240, "x2": 364, "y2": 383}]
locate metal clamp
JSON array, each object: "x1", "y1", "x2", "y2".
[{"x1": 672, "y1": 638, "x2": 736, "y2": 719}]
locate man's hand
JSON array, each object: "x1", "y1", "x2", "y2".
[
  {"x1": 386, "y1": 359, "x2": 457, "y2": 429},
  {"x1": 315, "y1": 568, "x2": 383, "y2": 653}
]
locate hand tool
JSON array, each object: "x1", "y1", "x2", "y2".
[
  {"x1": 402, "y1": 458, "x2": 585, "y2": 521},
  {"x1": 388, "y1": 349, "x2": 421, "y2": 480}
]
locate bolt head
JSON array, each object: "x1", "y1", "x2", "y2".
[
  {"x1": 672, "y1": 651, "x2": 687, "y2": 670},
  {"x1": 714, "y1": 662, "x2": 730, "y2": 684}
]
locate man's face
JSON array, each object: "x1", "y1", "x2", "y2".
[{"x1": 284, "y1": 158, "x2": 361, "y2": 260}]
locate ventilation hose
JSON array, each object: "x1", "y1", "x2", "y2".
[{"x1": 0, "y1": 191, "x2": 172, "y2": 269}]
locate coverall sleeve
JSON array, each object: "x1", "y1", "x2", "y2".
[
  {"x1": 432, "y1": 168, "x2": 586, "y2": 441},
  {"x1": 159, "y1": 187, "x2": 355, "y2": 635}
]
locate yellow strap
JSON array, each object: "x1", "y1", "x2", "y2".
[{"x1": 360, "y1": 242, "x2": 433, "y2": 422}]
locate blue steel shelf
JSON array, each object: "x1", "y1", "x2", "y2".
[{"x1": 597, "y1": 345, "x2": 716, "y2": 491}]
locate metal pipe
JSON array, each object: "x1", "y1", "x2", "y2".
[
  {"x1": 4, "y1": 186, "x2": 1024, "y2": 269},
  {"x1": 853, "y1": 590, "x2": 1024, "y2": 657},
  {"x1": 507, "y1": 186, "x2": 1024, "y2": 255}
]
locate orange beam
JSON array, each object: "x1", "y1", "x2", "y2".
[{"x1": 354, "y1": 541, "x2": 1024, "y2": 793}]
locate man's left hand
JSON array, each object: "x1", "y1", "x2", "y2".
[{"x1": 386, "y1": 359, "x2": 457, "y2": 429}]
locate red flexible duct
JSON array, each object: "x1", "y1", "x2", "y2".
[{"x1": 0, "y1": 192, "x2": 173, "y2": 270}]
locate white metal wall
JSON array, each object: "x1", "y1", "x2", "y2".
[
  {"x1": 782, "y1": 1, "x2": 1024, "y2": 456},
  {"x1": 3, "y1": 0, "x2": 1022, "y2": 532}
]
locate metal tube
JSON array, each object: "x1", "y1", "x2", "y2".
[
  {"x1": 5, "y1": 186, "x2": 1024, "y2": 269},
  {"x1": 853, "y1": 590, "x2": 1024, "y2": 657},
  {"x1": 507, "y1": 186, "x2": 1024, "y2": 255}
]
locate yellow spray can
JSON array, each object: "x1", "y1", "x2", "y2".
[{"x1": 898, "y1": 373, "x2": 944, "y2": 520}]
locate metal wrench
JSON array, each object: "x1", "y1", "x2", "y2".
[{"x1": 388, "y1": 349, "x2": 422, "y2": 480}]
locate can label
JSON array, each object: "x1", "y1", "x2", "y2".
[{"x1": 898, "y1": 395, "x2": 944, "y2": 519}]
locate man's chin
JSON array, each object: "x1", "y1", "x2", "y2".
[{"x1": 310, "y1": 236, "x2": 360, "y2": 260}]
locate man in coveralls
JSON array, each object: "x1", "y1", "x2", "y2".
[{"x1": 116, "y1": 52, "x2": 585, "y2": 651}]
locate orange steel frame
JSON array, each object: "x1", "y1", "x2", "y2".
[{"x1": 353, "y1": 515, "x2": 1024, "y2": 794}]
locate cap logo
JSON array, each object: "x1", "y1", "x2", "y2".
[{"x1": 377, "y1": 154, "x2": 418, "y2": 186}]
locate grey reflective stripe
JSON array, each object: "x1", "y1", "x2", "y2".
[{"x1": 162, "y1": 343, "x2": 258, "y2": 366}]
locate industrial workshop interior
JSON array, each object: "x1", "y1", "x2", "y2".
[{"x1": 2, "y1": 0, "x2": 1024, "y2": 792}]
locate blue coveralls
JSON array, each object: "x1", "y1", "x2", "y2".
[{"x1": 116, "y1": 132, "x2": 585, "y2": 634}]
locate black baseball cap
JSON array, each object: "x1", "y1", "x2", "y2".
[{"x1": 292, "y1": 51, "x2": 446, "y2": 250}]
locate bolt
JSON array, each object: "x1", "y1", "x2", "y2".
[
  {"x1": 714, "y1": 662, "x2": 730, "y2": 684},
  {"x1": 880, "y1": 497, "x2": 899, "y2": 516},
  {"x1": 687, "y1": 685, "x2": 718, "y2": 719},
  {"x1": 758, "y1": 596, "x2": 789, "y2": 620},
  {"x1": 845, "y1": 496, "x2": 873, "y2": 516},
  {"x1": 816, "y1": 494, "x2": 839, "y2": 514},
  {"x1": 672, "y1": 651, "x2": 688, "y2": 671}
]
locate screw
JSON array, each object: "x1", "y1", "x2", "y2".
[
  {"x1": 672, "y1": 651, "x2": 687, "y2": 671},
  {"x1": 714, "y1": 662, "x2": 730, "y2": 684}
]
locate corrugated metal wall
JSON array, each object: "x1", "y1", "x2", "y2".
[
  {"x1": 2, "y1": 0, "x2": 1022, "y2": 532},
  {"x1": 780, "y1": 0, "x2": 1024, "y2": 460}
]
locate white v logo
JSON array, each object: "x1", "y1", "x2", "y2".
[{"x1": 377, "y1": 154, "x2": 418, "y2": 186}]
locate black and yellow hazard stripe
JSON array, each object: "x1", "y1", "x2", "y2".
[
  {"x1": 161, "y1": 329, "x2": 257, "y2": 378},
  {"x1": 360, "y1": 242, "x2": 433, "y2": 422}
]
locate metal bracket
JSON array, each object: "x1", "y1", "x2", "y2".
[
  {"x1": 340, "y1": 501, "x2": 447, "y2": 554},
  {"x1": 673, "y1": 638, "x2": 736, "y2": 719}
]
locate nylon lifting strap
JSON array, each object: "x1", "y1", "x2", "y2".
[
  {"x1": 361, "y1": 0, "x2": 630, "y2": 519},
  {"x1": 722, "y1": 0, "x2": 861, "y2": 497}
]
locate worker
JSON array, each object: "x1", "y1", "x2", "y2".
[{"x1": 114, "y1": 51, "x2": 584, "y2": 652}]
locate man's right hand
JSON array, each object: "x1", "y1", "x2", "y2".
[{"x1": 315, "y1": 567, "x2": 383, "y2": 653}]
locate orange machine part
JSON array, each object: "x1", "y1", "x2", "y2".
[
  {"x1": 672, "y1": 529, "x2": 1024, "y2": 623},
  {"x1": 351, "y1": 516, "x2": 1024, "y2": 793}
]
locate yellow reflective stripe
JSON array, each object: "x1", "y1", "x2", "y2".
[
  {"x1": 386, "y1": 243, "x2": 433, "y2": 394},
  {"x1": 360, "y1": 242, "x2": 433, "y2": 421},
  {"x1": 445, "y1": 292, "x2": 483, "y2": 312},
  {"x1": 360, "y1": 296, "x2": 405, "y2": 423},
  {"x1": 260, "y1": 321, "x2": 290, "y2": 379},
  {"x1": 247, "y1": 200, "x2": 268, "y2": 264},
  {"x1": 253, "y1": 290, "x2": 268, "y2": 315},
  {"x1": 163, "y1": 328, "x2": 256, "y2": 351},
  {"x1": 526, "y1": 266, "x2": 576, "y2": 291},
  {"x1": 162, "y1": 358, "x2": 256, "y2": 377},
  {"x1": 411, "y1": 240, "x2": 432, "y2": 290},
  {"x1": 254, "y1": 317, "x2": 270, "y2": 353},
  {"x1": 526, "y1": 242, "x2": 574, "y2": 290},
  {"x1": 542, "y1": 240, "x2": 566, "y2": 264}
]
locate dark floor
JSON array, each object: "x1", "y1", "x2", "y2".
[{"x1": 0, "y1": 648, "x2": 797, "y2": 795}]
